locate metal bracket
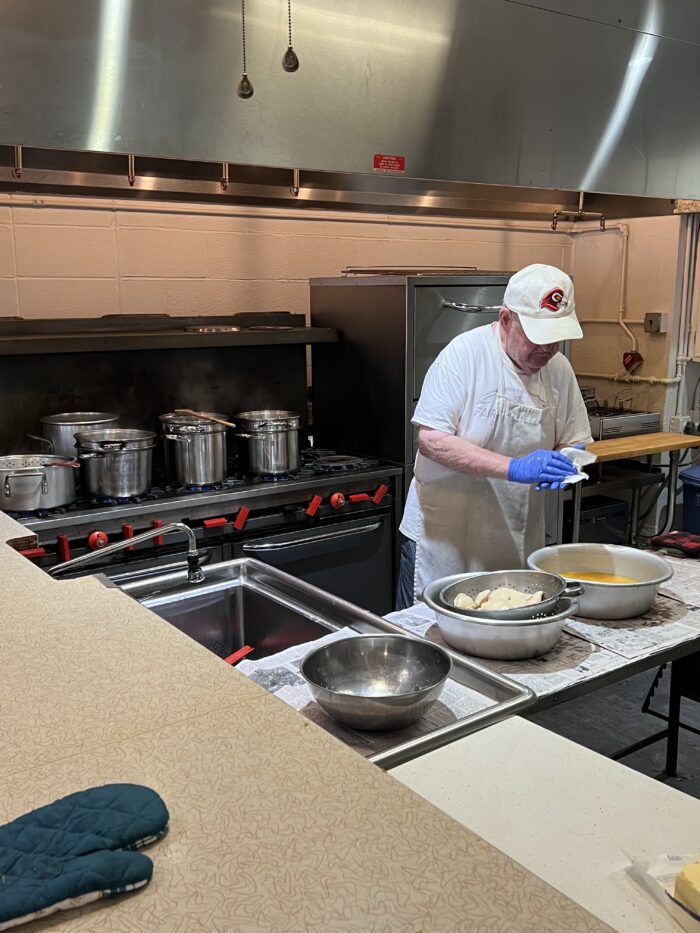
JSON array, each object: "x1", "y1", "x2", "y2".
[
  {"x1": 220, "y1": 162, "x2": 229, "y2": 191},
  {"x1": 12, "y1": 145, "x2": 22, "y2": 179},
  {"x1": 127, "y1": 154, "x2": 136, "y2": 187},
  {"x1": 552, "y1": 191, "x2": 605, "y2": 231},
  {"x1": 290, "y1": 167, "x2": 300, "y2": 197}
]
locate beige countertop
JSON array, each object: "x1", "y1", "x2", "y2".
[
  {"x1": 396, "y1": 718, "x2": 700, "y2": 933},
  {"x1": 0, "y1": 511, "x2": 611, "y2": 932}
]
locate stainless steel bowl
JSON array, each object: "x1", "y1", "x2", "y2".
[
  {"x1": 424, "y1": 575, "x2": 578, "y2": 659},
  {"x1": 438, "y1": 569, "x2": 582, "y2": 620},
  {"x1": 527, "y1": 544, "x2": 673, "y2": 619},
  {"x1": 300, "y1": 635, "x2": 451, "y2": 731}
]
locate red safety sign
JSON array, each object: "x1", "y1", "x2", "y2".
[{"x1": 373, "y1": 153, "x2": 406, "y2": 174}]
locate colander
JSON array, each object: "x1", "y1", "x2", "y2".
[{"x1": 435, "y1": 570, "x2": 583, "y2": 620}]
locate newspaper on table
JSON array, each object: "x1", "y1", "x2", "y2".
[
  {"x1": 236, "y1": 627, "x2": 493, "y2": 759},
  {"x1": 564, "y1": 594, "x2": 700, "y2": 660},
  {"x1": 660, "y1": 555, "x2": 700, "y2": 609},
  {"x1": 386, "y1": 605, "x2": 624, "y2": 698}
]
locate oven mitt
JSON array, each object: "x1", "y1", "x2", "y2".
[{"x1": 0, "y1": 784, "x2": 169, "y2": 931}]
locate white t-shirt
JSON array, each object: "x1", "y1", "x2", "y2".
[{"x1": 400, "y1": 323, "x2": 593, "y2": 541}]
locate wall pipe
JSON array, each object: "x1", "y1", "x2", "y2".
[{"x1": 575, "y1": 371, "x2": 681, "y2": 386}]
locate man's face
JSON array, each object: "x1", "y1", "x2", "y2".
[{"x1": 499, "y1": 308, "x2": 559, "y2": 375}]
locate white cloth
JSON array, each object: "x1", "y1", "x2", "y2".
[{"x1": 401, "y1": 323, "x2": 592, "y2": 599}]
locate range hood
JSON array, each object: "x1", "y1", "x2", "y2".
[{"x1": 0, "y1": 0, "x2": 697, "y2": 207}]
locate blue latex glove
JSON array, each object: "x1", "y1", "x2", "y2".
[
  {"x1": 507, "y1": 449, "x2": 576, "y2": 486},
  {"x1": 537, "y1": 443, "x2": 588, "y2": 490}
]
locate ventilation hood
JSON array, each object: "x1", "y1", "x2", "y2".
[{"x1": 0, "y1": 0, "x2": 696, "y2": 211}]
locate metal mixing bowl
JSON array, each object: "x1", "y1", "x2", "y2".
[
  {"x1": 424, "y1": 576, "x2": 578, "y2": 659},
  {"x1": 528, "y1": 544, "x2": 673, "y2": 619},
  {"x1": 437, "y1": 569, "x2": 582, "y2": 620},
  {"x1": 300, "y1": 635, "x2": 452, "y2": 731}
]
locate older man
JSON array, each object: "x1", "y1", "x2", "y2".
[{"x1": 397, "y1": 263, "x2": 593, "y2": 609}]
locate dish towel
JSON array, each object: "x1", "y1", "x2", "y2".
[{"x1": 0, "y1": 784, "x2": 169, "y2": 930}]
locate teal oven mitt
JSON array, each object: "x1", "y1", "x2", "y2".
[{"x1": 0, "y1": 784, "x2": 169, "y2": 930}]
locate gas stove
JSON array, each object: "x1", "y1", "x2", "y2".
[{"x1": 13, "y1": 450, "x2": 402, "y2": 601}]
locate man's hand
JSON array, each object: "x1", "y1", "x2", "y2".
[{"x1": 507, "y1": 449, "x2": 576, "y2": 487}]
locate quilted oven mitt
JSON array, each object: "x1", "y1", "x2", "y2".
[{"x1": 0, "y1": 784, "x2": 169, "y2": 930}]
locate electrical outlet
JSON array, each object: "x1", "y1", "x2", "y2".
[
  {"x1": 644, "y1": 312, "x2": 669, "y2": 334},
  {"x1": 670, "y1": 414, "x2": 690, "y2": 433}
]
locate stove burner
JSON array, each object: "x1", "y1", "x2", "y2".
[
  {"x1": 313, "y1": 455, "x2": 368, "y2": 474},
  {"x1": 301, "y1": 448, "x2": 336, "y2": 463}
]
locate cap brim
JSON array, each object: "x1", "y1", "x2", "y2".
[{"x1": 519, "y1": 312, "x2": 583, "y2": 345}]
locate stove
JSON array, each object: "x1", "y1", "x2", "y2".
[{"x1": 13, "y1": 449, "x2": 402, "y2": 615}]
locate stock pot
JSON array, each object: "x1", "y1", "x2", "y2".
[
  {"x1": 32, "y1": 412, "x2": 119, "y2": 458},
  {"x1": 0, "y1": 454, "x2": 78, "y2": 511},
  {"x1": 234, "y1": 410, "x2": 301, "y2": 476},
  {"x1": 159, "y1": 412, "x2": 228, "y2": 486},
  {"x1": 75, "y1": 429, "x2": 156, "y2": 498}
]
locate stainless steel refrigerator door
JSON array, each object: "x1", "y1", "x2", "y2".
[{"x1": 412, "y1": 285, "x2": 505, "y2": 398}]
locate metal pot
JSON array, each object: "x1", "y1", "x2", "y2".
[
  {"x1": 234, "y1": 410, "x2": 301, "y2": 476},
  {"x1": 527, "y1": 543, "x2": 673, "y2": 619},
  {"x1": 31, "y1": 412, "x2": 120, "y2": 458},
  {"x1": 159, "y1": 412, "x2": 228, "y2": 486},
  {"x1": 424, "y1": 575, "x2": 578, "y2": 659},
  {"x1": 75, "y1": 429, "x2": 156, "y2": 498},
  {"x1": 0, "y1": 454, "x2": 78, "y2": 511}
]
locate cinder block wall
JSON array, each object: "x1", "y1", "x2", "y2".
[{"x1": 0, "y1": 195, "x2": 572, "y2": 319}]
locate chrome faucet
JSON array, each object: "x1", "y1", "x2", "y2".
[{"x1": 48, "y1": 522, "x2": 206, "y2": 584}]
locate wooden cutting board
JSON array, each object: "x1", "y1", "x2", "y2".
[{"x1": 588, "y1": 431, "x2": 700, "y2": 462}]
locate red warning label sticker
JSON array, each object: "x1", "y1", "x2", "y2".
[{"x1": 373, "y1": 153, "x2": 406, "y2": 174}]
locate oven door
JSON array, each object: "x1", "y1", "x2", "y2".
[{"x1": 231, "y1": 515, "x2": 394, "y2": 615}]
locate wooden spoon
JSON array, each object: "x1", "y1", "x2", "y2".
[{"x1": 174, "y1": 409, "x2": 236, "y2": 429}]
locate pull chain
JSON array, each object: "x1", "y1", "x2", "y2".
[
  {"x1": 282, "y1": 0, "x2": 300, "y2": 72},
  {"x1": 237, "y1": 0, "x2": 254, "y2": 98}
]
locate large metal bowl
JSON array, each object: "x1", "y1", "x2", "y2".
[
  {"x1": 527, "y1": 544, "x2": 673, "y2": 619},
  {"x1": 438, "y1": 569, "x2": 582, "y2": 620},
  {"x1": 424, "y1": 575, "x2": 578, "y2": 659},
  {"x1": 300, "y1": 635, "x2": 451, "y2": 731}
]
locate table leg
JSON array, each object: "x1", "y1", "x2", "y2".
[
  {"x1": 665, "y1": 661, "x2": 682, "y2": 777},
  {"x1": 629, "y1": 487, "x2": 640, "y2": 545},
  {"x1": 571, "y1": 481, "x2": 582, "y2": 544},
  {"x1": 659, "y1": 450, "x2": 680, "y2": 536}
]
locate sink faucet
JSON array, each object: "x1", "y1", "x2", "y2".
[{"x1": 48, "y1": 522, "x2": 206, "y2": 584}]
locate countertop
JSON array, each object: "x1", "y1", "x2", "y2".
[
  {"x1": 588, "y1": 431, "x2": 700, "y2": 462},
  {"x1": 395, "y1": 717, "x2": 700, "y2": 933},
  {"x1": 0, "y1": 511, "x2": 610, "y2": 932}
]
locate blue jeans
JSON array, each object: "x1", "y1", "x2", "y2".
[{"x1": 396, "y1": 535, "x2": 417, "y2": 611}]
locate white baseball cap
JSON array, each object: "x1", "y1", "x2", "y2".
[{"x1": 503, "y1": 263, "x2": 582, "y2": 345}]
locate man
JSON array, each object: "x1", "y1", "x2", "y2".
[{"x1": 397, "y1": 263, "x2": 593, "y2": 610}]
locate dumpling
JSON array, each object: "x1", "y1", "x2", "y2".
[{"x1": 453, "y1": 592, "x2": 475, "y2": 610}]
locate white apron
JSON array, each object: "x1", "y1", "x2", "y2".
[{"x1": 413, "y1": 327, "x2": 557, "y2": 599}]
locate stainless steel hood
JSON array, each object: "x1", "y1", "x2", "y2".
[{"x1": 0, "y1": 0, "x2": 698, "y2": 201}]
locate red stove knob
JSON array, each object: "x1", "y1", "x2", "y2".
[
  {"x1": 88, "y1": 530, "x2": 109, "y2": 550},
  {"x1": 330, "y1": 492, "x2": 346, "y2": 510},
  {"x1": 306, "y1": 495, "x2": 323, "y2": 517}
]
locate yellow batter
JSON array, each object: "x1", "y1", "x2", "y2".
[{"x1": 559, "y1": 571, "x2": 638, "y2": 584}]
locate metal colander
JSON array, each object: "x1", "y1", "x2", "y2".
[{"x1": 437, "y1": 570, "x2": 583, "y2": 620}]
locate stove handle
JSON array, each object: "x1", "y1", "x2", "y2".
[
  {"x1": 242, "y1": 522, "x2": 381, "y2": 552},
  {"x1": 442, "y1": 300, "x2": 502, "y2": 313}
]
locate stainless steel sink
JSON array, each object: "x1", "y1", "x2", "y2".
[{"x1": 112, "y1": 558, "x2": 534, "y2": 768}]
